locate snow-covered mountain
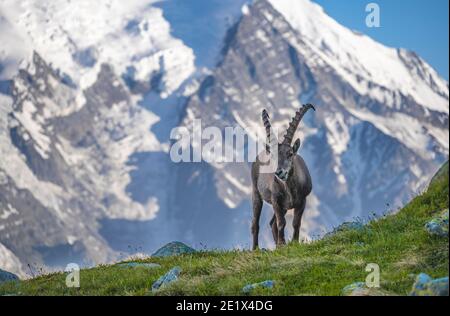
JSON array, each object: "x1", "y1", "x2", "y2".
[
  {"x1": 177, "y1": 0, "x2": 448, "y2": 244},
  {"x1": 0, "y1": 0, "x2": 196, "y2": 276},
  {"x1": 0, "y1": 0, "x2": 448, "y2": 277}
]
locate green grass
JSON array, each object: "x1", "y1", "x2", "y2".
[{"x1": 1, "y1": 163, "x2": 448, "y2": 296}]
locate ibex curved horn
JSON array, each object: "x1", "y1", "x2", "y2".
[
  {"x1": 262, "y1": 109, "x2": 272, "y2": 152},
  {"x1": 282, "y1": 103, "x2": 315, "y2": 145}
]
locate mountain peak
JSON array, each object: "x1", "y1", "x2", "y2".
[
  {"x1": 0, "y1": 0, "x2": 195, "y2": 96},
  {"x1": 266, "y1": 0, "x2": 448, "y2": 114}
]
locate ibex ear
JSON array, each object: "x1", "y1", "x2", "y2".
[{"x1": 293, "y1": 138, "x2": 301, "y2": 153}]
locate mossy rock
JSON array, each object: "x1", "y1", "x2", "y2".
[
  {"x1": 342, "y1": 282, "x2": 394, "y2": 296},
  {"x1": 152, "y1": 241, "x2": 196, "y2": 257},
  {"x1": 0, "y1": 269, "x2": 19, "y2": 285},
  {"x1": 409, "y1": 273, "x2": 449, "y2": 296},
  {"x1": 151, "y1": 266, "x2": 182, "y2": 292},
  {"x1": 242, "y1": 280, "x2": 275, "y2": 294},
  {"x1": 425, "y1": 209, "x2": 449, "y2": 237}
]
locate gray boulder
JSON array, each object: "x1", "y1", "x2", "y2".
[
  {"x1": 0, "y1": 269, "x2": 19, "y2": 285},
  {"x1": 242, "y1": 280, "x2": 275, "y2": 294},
  {"x1": 152, "y1": 241, "x2": 196, "y2": 257},
  {"x1": 151, "y1": 266, "x2": 182, "y2": 292},
  {"x1": 341, "y1": 282, "x2": 366, "y2": 296},
  {"x1": 341, "y1": 282, "x2": 393, "y2": 296},
  {"x1": 409, "y1": 273, "x2": 449, "y2": 296},
  {"x1": 425, "y1": 209, "x2": 449, "y2": 238}
]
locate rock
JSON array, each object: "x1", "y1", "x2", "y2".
[
  {"x1": 242, "y1": 280, "x2": 275, "y2": 294},
  {"x1": 425, "y1": 209, "x2": 449, "y2": 237},
  {"x1": 151, "y1": 266, "x2": 182, "y2": 292},
  {"x1": 0, "y1": 268, "x2": 19, "y2": 285},
  {"x1": 341, "y1": 282, "x2": 366, "y2": 296},
  {"x1": 325, "y1": 221, "x2": 365, "y2": 238},
  {"x1": 409, "y1": 273, "x2": 449, "y2": 296},
  {"x1": 348, "y1": 288, "x2": 393, "y2": 296},
  {"x1": 152, "y1": 241, "x2": 196, "y2": 257},
  {"x1": 116, "y1": 262, "x2": 161, "y2": 269},
  {"x1": 341, "y1": 282, "x2": 392, "y2": 296}
]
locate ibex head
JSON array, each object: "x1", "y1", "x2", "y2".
[{"x1": 262, "y1": 104, "x2": 315, "y2": 181}]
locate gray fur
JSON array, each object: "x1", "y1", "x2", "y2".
[{"x1": 251, "y1": 104, "x2": 315, "y2": 249}]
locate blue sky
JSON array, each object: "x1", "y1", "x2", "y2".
[{"x1": 314, "y1": 0, "x2": 449, "y2": 80}]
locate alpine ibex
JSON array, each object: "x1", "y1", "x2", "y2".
[{"x1": 251, "y1": 104, "x2": 315, "y2": 249}]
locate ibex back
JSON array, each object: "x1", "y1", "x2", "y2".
[{"x1": 251, "y1": 104, "x2": 315, "y2": 249}]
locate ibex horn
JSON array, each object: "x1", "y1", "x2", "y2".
[
  {"x1": 262, "y1": 109, "x2": 275, "y2": 152},
  {"x1": 282, "y1": 103, "x2": 315, "y2": 145}
]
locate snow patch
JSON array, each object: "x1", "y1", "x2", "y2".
[
  {"x1": 0, "y1": 203, "x2": 18, "y2": 220},
  {"x1": 242, "y1": 4, "x2": 250, "y2": 16},
  {"x1": 0, "y1": 242, "x2": 25, "y2": 278},
  {"x1": 346, "y1": 106, "x2": 447, "y2": 159},
  {"x1": 13, "y1": 100, "x2": 51, "y2": 159},
  {"x1": 223, "y1": 172, "x2": 252, "y2": 196}
]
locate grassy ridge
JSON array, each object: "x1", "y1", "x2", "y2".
[{"x1": 1, "y1": 164, "x2": 448, "y2": 296}]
